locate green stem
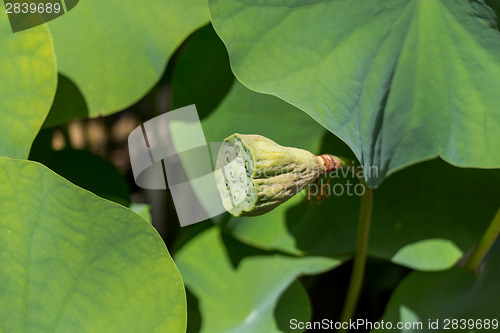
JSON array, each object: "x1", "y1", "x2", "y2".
[
  {"x1": 339, "y1": 177, "x2": 373, "y2": 332},
  {"x1": 465, "y1": 208, "x2": 500, "y2": 272}
]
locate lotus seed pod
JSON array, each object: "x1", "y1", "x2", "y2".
[{"x1": 215, "y1": 133, "x2": 340, "y2": 217}]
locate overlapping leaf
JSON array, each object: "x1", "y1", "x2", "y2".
[
  {"x1": 47, "y1": 0, "x2": 209, "y2": 118},
  {"x1": 209, "y1": 0, "x2": 500, "y2": 187},
  {"x1": 0, "y1": 158, "x2": 186, "y2": 332},
  {"x1": 0, "y1": 11, "x2": 57, "y2": 158},
  {"x1": 175, "y1": 227, "x2": 341, "y2": 333},
  {"x1": 374, "y1": 251, "x2": 500, "y2": 332},
  {"x1": 42, "y1": 75, "x2": 88, "y2": 128}
]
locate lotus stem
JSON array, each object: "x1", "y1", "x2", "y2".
[{"x1": 465, "y1": 208, "x2": 500, "y2": 273}]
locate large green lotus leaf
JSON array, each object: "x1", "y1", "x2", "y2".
[
  {"x1": 209, "y1": 0, "x2": 500, "y2": 187},
  {"x1": 202, "y1": 81, "x2": 326, "y2": 154},
  {"x1": 175, "y1": 227, "x2": 341, "y2": 333},
  {"x1": 172, "y1": 24, "x2": 234, "y2": 120},
  {"x1": 0, "y1": 158, "x2": 186, "y2": 332},
  {"x1": 47, "y1": 0, "x2": 209, "y2": 117},
  {"x1": 0, "y1": 11, "x2": 57, "y2": 158},
  {"x1": 224, "y1": 155, "x2": 500, "y2": 271},
  {"x1": 373, "y1": 251, "x2": 500, "y2": 333}
]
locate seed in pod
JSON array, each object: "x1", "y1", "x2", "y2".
[{"x1": 215, "y1": 133, "x2": 340, "y2": 217}]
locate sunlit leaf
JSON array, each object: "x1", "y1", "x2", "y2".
[
  {"x1": 48, "y1": 0, "x2": 209, "y2": 117},
  {"x1": 0, "y1": 158, "x2": 186, "y2": 332},
  {"x1": 0, "y1": 12, "x2": 57, "y2": 158},
  {"x1": 175, "y1": 227, "x2": 341, "y2": 333}
]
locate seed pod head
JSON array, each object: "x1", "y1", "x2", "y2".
[{"x1": 215, "y1": 134, "x2": 337, "y2": 217}]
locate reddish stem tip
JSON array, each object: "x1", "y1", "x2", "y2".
[{"x1": 319, "y1": 154, "x2": 341, "y2": 174}]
